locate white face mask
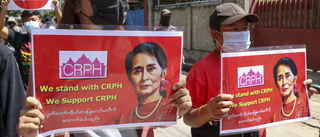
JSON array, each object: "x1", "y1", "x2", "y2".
[
  {"x1": 23, "y1": 21, "x2": 40, "y2": 33},
  {"x1": 219, "y1": 31, "x2": 251, "y2": 51}
]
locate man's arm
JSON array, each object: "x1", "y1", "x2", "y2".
[
  {"x1": 0, "y1": 0, "x2": 9, "y2": 39},
  {"x1": 53, "y1": 0, "x2": 62, "y2": 23},
  {"x1": 183, "y1": 94, "x2": 233, "y2": 128}
]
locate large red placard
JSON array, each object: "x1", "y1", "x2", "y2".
[{"x1": 32, "y1": 29, "x2": 183, "y2": 136}]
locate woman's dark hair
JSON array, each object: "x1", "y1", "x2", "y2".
[
  {"x1": 56, "y1": 0, "x2": 81, "y2": 29},
  {"x1": 273, "y1": 57, "x2": 298, "y2": 97},
  {"x1": 125, "y1": 42, "x2": 168, "y2": 98},
  {"x1": 57, "y1": 0, "x2": 128, "y2": 29}
]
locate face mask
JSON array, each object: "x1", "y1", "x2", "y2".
[
  {"x1": 221, "y1": 31, "x2": 251, "y2": 51},
  {"x1": 160, "y1": 16, "x2": 171, "y2": 26},
  {"x1": 8, "y1": 22, "x2": 15, "y2": 28},
  {"x1": 81, "y1": 0, "x2": 129, "y2": 25},
  {"x1": 23, "y1": 21, "x2": 40, "y2": 33}
]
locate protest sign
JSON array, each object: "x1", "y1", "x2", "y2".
[
  {"x1": 31, "y1": 29, "x2": 183, "y2": 136},
  {"x1": 8, "y1": 0, "x2": 53, "y2": 10},
  {"x1": 221, "y1": 46, "x2": 311, "y2": 134}
]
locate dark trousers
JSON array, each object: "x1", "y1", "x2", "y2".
[{"x1": 191, "y1": 121, "x2": 260, "y2": 137}]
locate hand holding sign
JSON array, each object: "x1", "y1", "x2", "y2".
[
  {"x1": 204, "y1": 94, "x2": 233, "y2": 119},
  {"x1": 1, "y1": 0, "x2": 9, "y2": 10},
  {"x1": 19, "y1": 97, "x2": 44, "y2": 137},
  {"x1": 52, "y1": 0, "x2": 58, "y2": 6},
  {"x1": 305, "y1": 80, "x2": 320, "y2": 98},
  {"x1": 169, "y1": 80, "x2": 192, "y2": 117}
]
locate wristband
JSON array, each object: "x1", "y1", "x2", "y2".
[{"x1": 199, "y1": 105, "x2": 213, "y2": 125}]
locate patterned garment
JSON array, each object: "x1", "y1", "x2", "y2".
[
  {"x1": 7, "y1": 29, "x2": 31, "y2": 88},
  {"x1": 154, "y1": 25, "x2": 176, "y2": 31}
]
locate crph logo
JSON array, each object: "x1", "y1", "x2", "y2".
[
  {"x1": 238, "y1": 65, "x2": 264, "y2": 88},
  {"x1": 59, "y1": 51, "x2": 108, "y2": 79}
]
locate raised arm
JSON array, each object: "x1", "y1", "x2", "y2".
[
  {"x1": 0, "y1": 0, "x2": 9, "y2": 39},
  {"x1": 53, "y1": 0, "x2": 62, "y2": 23}
]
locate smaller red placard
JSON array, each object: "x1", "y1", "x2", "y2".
[{"x1": 221, "y1": 47, "x2": 311, "y2": 134}]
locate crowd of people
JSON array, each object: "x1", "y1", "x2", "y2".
[{"x1": 0, "y1": 0, "x2": 319, "y2": 137}]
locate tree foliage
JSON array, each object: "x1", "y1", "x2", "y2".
[
  {"x1": 6, "y1": 10, "x2": 22, "y2": 18},
  {"x1": 40, "y1": 10, "x2": 56, "y2": 20}
]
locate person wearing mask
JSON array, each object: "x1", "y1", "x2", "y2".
[
  {"x1": 154, "y1": 9, "x2": 176, "y2": 31},
  {"x1": 4, "y1": 17, "x2": 24, "y2": 53},
  {"x1": 18, "y1": 0, "x2": 192, "y2": 137},
  {"x1": 7, "y1": 17, "x2": 23, "y2": 33},
  {"x1": 0, "y1": 44, "x2": 26, "y2": 137},
  {"x1": 41, "y1": 17, "x2": 55, "y2": 29},
  {"x1": 0, "y1": 9, "x2": 41, "y2": 90},
  {"x1": 0, "y1": 8, "x2": 41, "y2": 90},
  {"x1": 183, "y1": 3, "x2": 316, "y2": 137},
  {"x1": 154, "y1": 9, "x2": 186, "y2": 65},
  {"x1": 0, "y1": 0, "x2": 62, "y2": 89}
]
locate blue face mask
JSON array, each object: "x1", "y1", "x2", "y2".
[{"x1": 23, "y1": 21, "x2": 40, "y2": 33}]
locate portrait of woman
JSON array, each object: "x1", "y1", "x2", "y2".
[
  {"x1": 115, "y1": 42, "x2": 177, "y2": 124},
  {"x1": 271, "y1": 57, "x2": 309, "y2": 122}
]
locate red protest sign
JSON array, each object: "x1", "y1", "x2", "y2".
[
  {"x1": 13, "y1": 0, "x2": 49, "y2": 9},
  {"x1": 8, "y1": 0, "x2": 52, "y2": 10},
  {"x1": 221, "y1": 47, "x2": 311, "y2": 134},
  {"x1": 31, "y1": 29, "x2": 183, "y2": 136}
]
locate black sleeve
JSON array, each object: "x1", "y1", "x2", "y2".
[
  {"x1": 0, "y1": 45, "x2": 26, "y2": 137},
  {"x1": 6, "y1": 29, "x2": 18, "y2": 49}
]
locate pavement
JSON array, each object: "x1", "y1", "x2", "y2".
[{"x1": 154, "y1": 69, "x2": 320, "y2": 137}]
